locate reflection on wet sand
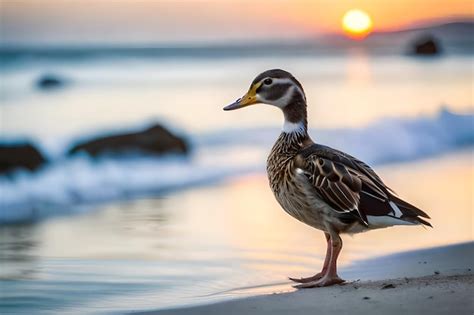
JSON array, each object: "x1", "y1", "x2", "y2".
[{"x1": 0, "y1": 224, "x2": 39, "y2": 280}]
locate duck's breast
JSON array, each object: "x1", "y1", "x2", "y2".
[{"x1": 267, "y1": 155, "x2": 331, "y2": 231}]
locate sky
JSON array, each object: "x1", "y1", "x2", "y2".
[{"x1": 0, "y1": 0, "x2": 472, "y2": 45}]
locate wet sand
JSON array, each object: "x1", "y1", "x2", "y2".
[{"x1": 136, "y1": 242, "x2": 474, "y2": 315}]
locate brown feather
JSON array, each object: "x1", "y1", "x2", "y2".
[{"x1": 295, "y1": 143, "x2": 431, "y2": 227}]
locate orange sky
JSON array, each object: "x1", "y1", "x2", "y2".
[
  {"x1": 276, "y1": 0, "x2": 472, "y2": 32},
  {"x1": 0, "y1": 0, "x2": 472, "y2": 45}
]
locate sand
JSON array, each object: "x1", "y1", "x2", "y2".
[{"x1": 136, "y1": 242, "x2": 474, "y2": 315}]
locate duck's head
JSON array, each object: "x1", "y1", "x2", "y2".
[{"x1": 224, "y1": 69, "x2": 308, "y2": 133}]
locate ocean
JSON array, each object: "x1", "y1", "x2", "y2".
[{"x1": 0, "y1": 41, "x2": 473, "y2": 314}]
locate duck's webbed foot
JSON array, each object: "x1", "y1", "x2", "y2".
[
  {"x1": 293, "y1": 275, "x2": 344, "y2": 289},
  {"x1": 289, "y1": 272, "x2": 324, "y2": 283}
]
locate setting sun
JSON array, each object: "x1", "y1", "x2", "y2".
[{"x1": 342, "y1": 9, "x2": 373, "y2": 39}]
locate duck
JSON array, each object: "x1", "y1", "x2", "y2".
[{"x1": 223, "y1": 69, "x2": 431, "y2": 288}]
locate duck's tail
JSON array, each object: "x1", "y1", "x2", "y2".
[{"x1": 389, "y1": 194, "x2": 432, "y2": 227}]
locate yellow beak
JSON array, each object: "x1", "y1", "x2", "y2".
[{"x1": 223, "y1": 82, "x2": 261, "y2": 111}]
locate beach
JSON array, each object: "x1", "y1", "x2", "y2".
[{"x1": 138, "y1": 242, "x2": 474, "y2": 315}]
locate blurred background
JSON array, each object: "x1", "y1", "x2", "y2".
[{"x1": 0, "y1": 0, "x2": 473, "y2": 314}]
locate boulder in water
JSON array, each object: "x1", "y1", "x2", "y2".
[
  {"x1": 411, "y1": 35, "x2": 441, "y2": 56},
  {"x1": 36, "y1": 74, "x2": 66, "y2": 90},
  {"x1": 67, "y1": 124, "x2": 188, "y2": 157},
  {"x1": 0, "y1": 143, "x2": 47, "y2": 174}
]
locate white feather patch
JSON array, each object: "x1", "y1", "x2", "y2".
[
  {"x1": 283, "y1": 120, "x2": 305, "y2": 134},
  {"x1": 389, "y1": 201, "x2": 403, "y2": 218},
  {"x1": 367, "y1": 215, "x2": 416, "y2": 227},
  {"x1": 295, "y1": 168, "x2": 305, "y2": 175}
]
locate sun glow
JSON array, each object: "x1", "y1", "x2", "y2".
[{"x1": 342, "y1": 9, "x2": 373, "y2": 39}]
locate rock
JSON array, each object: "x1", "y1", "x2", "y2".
[
  {"x1": 381, "y1": 283, "x2": 396, "y2": 289},
  {"x1": 67, "y1": 124, "x2": 188, "y2": 158},
  {"x1": 36, "y1": 74, "x2": 65, "y2": 90},
  {"x1": 411, "y1": 35, "x2": 441, "y2": 56},
  {"x1": 0, "y1": 143, "x2": 47, "y2": 174}
]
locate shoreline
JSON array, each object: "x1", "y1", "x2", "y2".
[{"x1": 134, "y1": 242, "x2": 474, "y2": 315}]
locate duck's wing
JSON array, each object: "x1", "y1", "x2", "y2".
[{"x1": 295, "y1": 143, "x2": 431, "y2": 227}]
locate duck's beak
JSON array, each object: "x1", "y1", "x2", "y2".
[{"x1": 223, "y1": 83, "x2": 260, "y2": 111}]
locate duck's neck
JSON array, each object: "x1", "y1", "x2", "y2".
[
  {"x1": 282, "y1": 120, "x2": 307, "y2": 135},
  {"x1": 283, "y1": 96, "x2": 308, "y2": 132},
  {"x1": 282, "y1": 95, "x2": 307, "y2": 129},
  {"x1": 278, "y1": 98, "x2": 310, "y2": 151}
]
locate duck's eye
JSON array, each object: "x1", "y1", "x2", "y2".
[{"x1": 263, "y1": 78, "x2": 273, "y2": 85}]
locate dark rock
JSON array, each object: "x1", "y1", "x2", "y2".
[
  {"x1": 36, "y1": 74, "x2": 65, "y2": 90},
  {"x1": 363, "y1": 296, "x2": 370, "y2": 300},
  {"x1": 67, "y1": 124, "x2": 188, "y2": 158},
  {"x1": 0, "y1": 143, "x2": 47, "y2": 174},
  {"x1": 381, "y1": 283, "x2": 396, "y2": 289},
  {"x1": 411, "y1": 35, "x2": 441, "y2": 56},
  {"x1": 434, "y1": 271, "x2": 440, "y2": 275}
]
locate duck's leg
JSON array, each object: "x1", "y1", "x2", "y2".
[
  {"x1": 294, "y1": 232, "x2": 345, "y2": 288},
  {"x1": 289, "y1": 233, "x2": 330, "y2": 283}
]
